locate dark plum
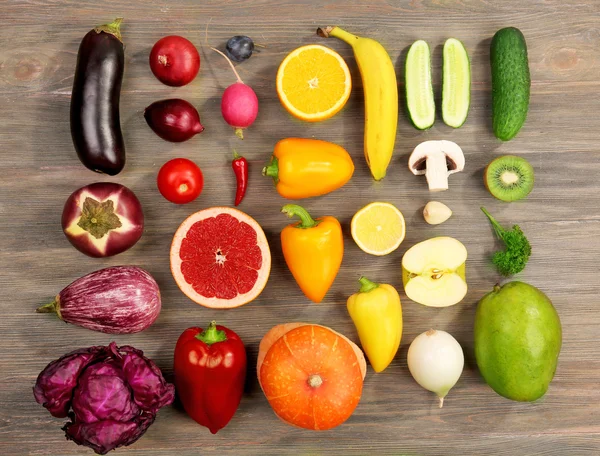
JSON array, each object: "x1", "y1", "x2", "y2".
[{"x1": 225, "y1": 35, "x2": 255, "y2": 63}]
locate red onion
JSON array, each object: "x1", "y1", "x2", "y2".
[
  {"x1": 144, "y1": 99, "x2": 204, "y2": 142},
  {"x1": 149, "y1": 35, "x2": 200, "y2": 87}
]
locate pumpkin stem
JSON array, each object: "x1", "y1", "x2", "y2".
[{"x1": 308, "y1": 374, "x2": 323, "y2": 388}]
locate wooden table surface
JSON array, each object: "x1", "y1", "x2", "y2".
[{"x1": 1, "y1": 0, "x2": 599, "y2": 455}]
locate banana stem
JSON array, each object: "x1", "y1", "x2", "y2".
[{"x1": 317, "y1": 26, "x2": 358, "y2": 45}]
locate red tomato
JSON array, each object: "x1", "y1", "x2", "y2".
[{"x1": 157, "y1": 158, "x2": 204, "y2": 204}]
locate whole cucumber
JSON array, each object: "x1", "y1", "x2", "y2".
[
  {"x1": 37, "y1": 266, "x2": 161, "y2": 334},
  {"x1": 490, "y1": 27, "x2": 531, "y2": 141},
  {"x1": 70, "y1": 18, "x2": 125, "y2": 175}
]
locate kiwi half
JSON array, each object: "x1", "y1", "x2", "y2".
[{"x1": 484, "y1": 155, "x2": 534, "y2": 202}]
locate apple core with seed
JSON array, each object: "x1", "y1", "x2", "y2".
[{"x1": 401, "y1": 236, "x2": 467, "y2": 307}]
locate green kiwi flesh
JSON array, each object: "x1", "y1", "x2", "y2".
[{"x1": 484, "y1": 155, "x2": 534, "y2": 202}]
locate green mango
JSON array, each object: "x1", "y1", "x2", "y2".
[{"x1": 474, "y1": 281, "x2": 561, "y2": 401}]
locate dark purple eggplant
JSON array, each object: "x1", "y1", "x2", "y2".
[
  {"x1": 37, "y1": 266, "x2": 160, "y2": 334},
  {"x1": 71, "y1": 18, "x2": 125, "y2": 175}
]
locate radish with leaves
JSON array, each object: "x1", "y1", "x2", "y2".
[{"x1": 211, "y1": 47, "x2": 258, "y2": 139}]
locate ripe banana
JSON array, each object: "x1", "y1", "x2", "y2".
[{"x1": 318, "y1": 26, "x2": 398, "y2": 181}]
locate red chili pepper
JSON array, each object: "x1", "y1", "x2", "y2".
[
  {"x1": 174, "y1": 321, "x2": 247, "y2": 434},
  {"x1": 232, "y1": 150, "x2": 248, "y2": 206}
]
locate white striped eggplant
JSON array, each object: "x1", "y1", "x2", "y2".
[{"x1": 37, "y1": 266, "x2": 161, "y2": 334}]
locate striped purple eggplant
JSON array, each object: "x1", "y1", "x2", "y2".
[{"x1": 37, "y1": 266, "x2": 161, "y2": 334}]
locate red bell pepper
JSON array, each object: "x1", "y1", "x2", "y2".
[{"x1": 174, "y1": 321, "x2": 247, "y2": 434}]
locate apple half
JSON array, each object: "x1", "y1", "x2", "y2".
[{"x1": 402, "y1": 237, "x2": 467, "y2": 307}]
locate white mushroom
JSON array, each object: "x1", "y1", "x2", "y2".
[{"x1": 408, "y1": 140, "x2": 465, "y2": 191}]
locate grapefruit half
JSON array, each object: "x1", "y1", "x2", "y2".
[{"x1": 170, "y1": 207, "x2": 271, "y2": 308}]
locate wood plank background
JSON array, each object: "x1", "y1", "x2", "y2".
[{"x1": 1, "y1": 0, "x2": 599, "y2": 454}]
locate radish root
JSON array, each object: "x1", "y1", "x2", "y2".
[{"x1": 210, "y1": 47, "x2": 243, "y2": 84}]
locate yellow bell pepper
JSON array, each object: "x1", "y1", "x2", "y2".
[
  {"x1": 263, "y1": 138, "x2": 354, "y2": 199},
  {"x1": 347, "y1": 277, "x2": 402, "y2": 373},
  {"x1": 280, "y1": 204, "x2": 343, "y2": 303}
]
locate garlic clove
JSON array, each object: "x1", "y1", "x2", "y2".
[{"x1": 423, "y1": 201, "x2": 452, "y2": 225}]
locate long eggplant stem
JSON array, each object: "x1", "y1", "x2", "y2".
[
  {"x1": 36, "y1": 299, "x2": 61, "y2": 319},
  {"x1": 37, "y1": 302, "x2": 56, "y2": 313}
]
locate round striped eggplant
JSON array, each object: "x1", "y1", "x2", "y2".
[
  {"x1": 37, "y1": 266, "x2": 160, "y2": 334},
  {"x1": 62, "y1": 182, "x2": 144, "y2": 258}
]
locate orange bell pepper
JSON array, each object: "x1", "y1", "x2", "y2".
[
  {"x1": 280, "y1": 204, "x2": 344, "y2": 303},
  {"x1": 263, "y1": 138, "x2": 354, "y2": 199}
]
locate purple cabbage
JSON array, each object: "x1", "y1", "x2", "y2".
[{"x1": 33, "y1": 342, "x2": 174, "y2": 455}]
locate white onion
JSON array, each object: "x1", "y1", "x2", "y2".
[{"x1": 407, "y1": 329, "x2": 464, "y2": 408}]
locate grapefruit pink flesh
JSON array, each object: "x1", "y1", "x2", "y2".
[{"x1": 171, "y1": 207, "x2": 271, "y2": 308}]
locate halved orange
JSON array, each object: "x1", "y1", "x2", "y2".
[{"x1": 276, "y1": 44, "x2": 351, "y2": 122}]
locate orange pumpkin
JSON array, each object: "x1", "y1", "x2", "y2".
[{"x1": 258, "y1": 323, "x2": 365, "y2": 430}]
